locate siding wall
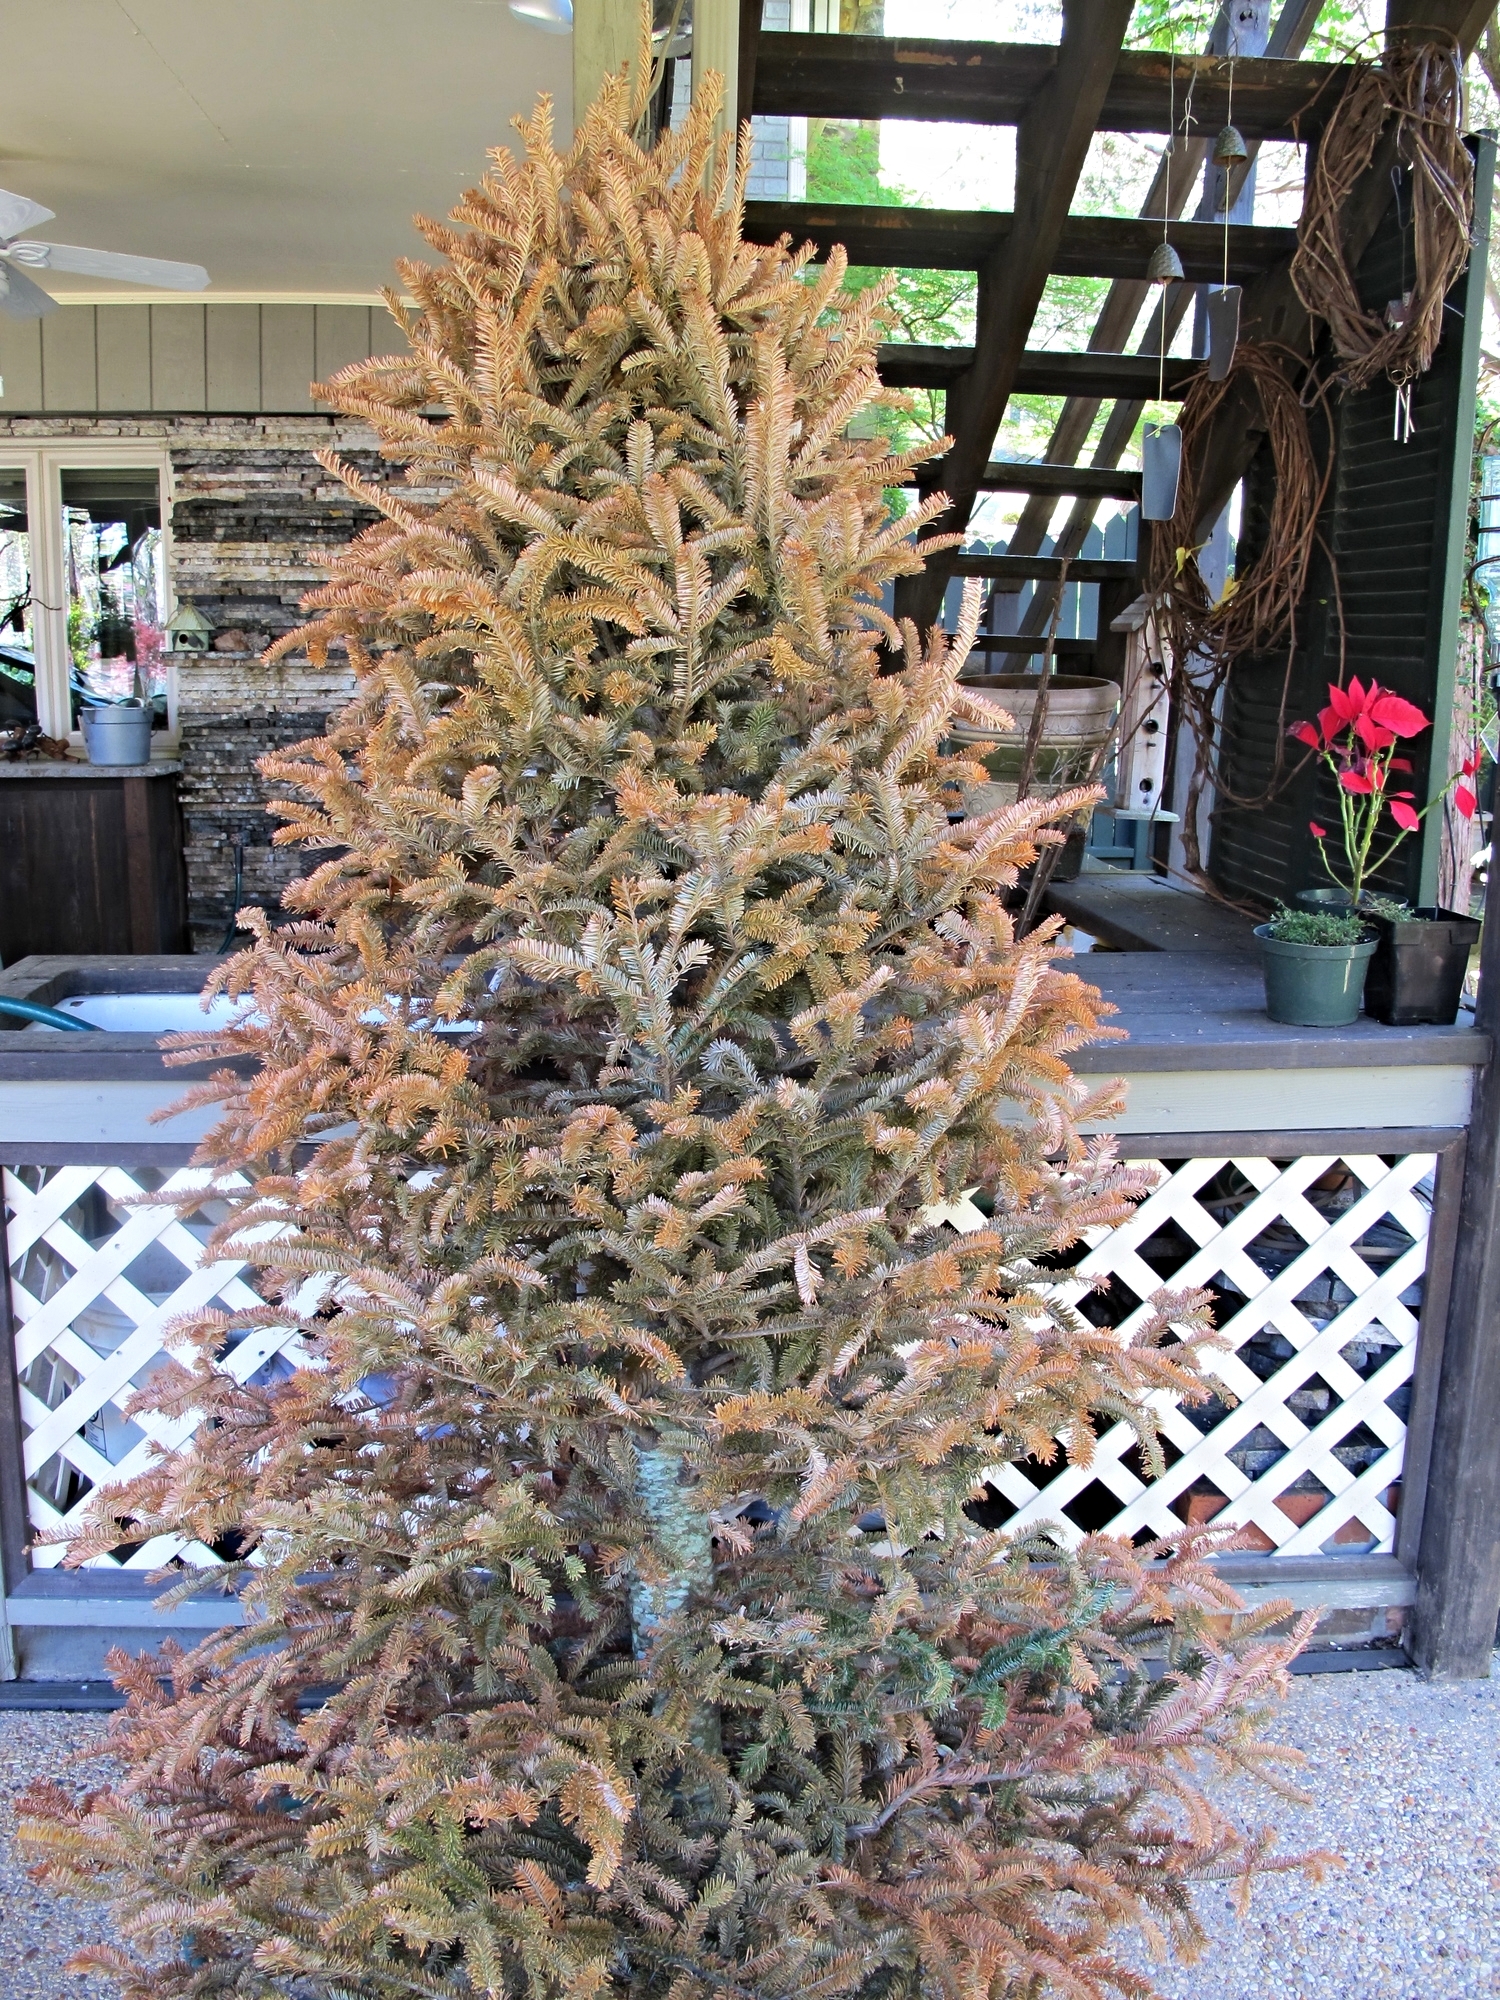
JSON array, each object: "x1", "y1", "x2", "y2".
[
  {"x1": 0, "y1": 303, "x2": 401, "y2": 418},
  {"x1": 0, "y1": 409, "x2": 382, "y2": 946}
]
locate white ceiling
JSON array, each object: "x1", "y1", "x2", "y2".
[{"x1": 0, "y1": 1, "x2": 574, "y2": 300}]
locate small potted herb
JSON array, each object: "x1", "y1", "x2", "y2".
[
  {"x1": 1253, "y1": 904, "x2": 1378, "y2": 1025},
  {"x1": 1287, "y1": 678, "x2": 1481, "y2": 1024}
]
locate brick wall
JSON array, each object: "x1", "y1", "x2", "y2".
[{"x1": 0, "y1": 413, "x2": 375, "y2": 949}]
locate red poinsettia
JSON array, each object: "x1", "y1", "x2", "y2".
[{"x1": 1288, "y1": 677, "x2": 1478, "y2": 904}]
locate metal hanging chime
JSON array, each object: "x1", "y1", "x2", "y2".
[
  {"x1": 1207, "y1": 73, "x2": 1247, "y2": 383},
  {"x1": 1142, "y1": 54, "x2": 1185, "y2": 524}
]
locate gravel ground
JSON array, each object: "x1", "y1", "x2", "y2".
[
  {"x1": 0, "y1": 1665, "x2": 1497, "y2": 1997},
  {"x1": 0, "y1": 1711, "x2": 114, "y2": 1999},
  {"x1": 1129, "y1": 1657, "x2": 1500, "y2": 1998}
]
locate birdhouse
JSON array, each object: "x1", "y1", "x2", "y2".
[{"x1": 165, "y1": 602, "x2": 213, "y2": 653}]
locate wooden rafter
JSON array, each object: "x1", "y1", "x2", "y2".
[
  {"x1": 752, "y1": 35, "x2": 1346, "y2": 141},
  {"x1": 742, "y1": 202, "x2": 1294, "y2": 280}
]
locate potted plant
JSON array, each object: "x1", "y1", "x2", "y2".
[
  {"x1": 1253, "y1": 904, "x2": 1379, "y2": 1025},
  {"x1": 1288, "y1": 678, "x2": 1480, "y2": 1024}
]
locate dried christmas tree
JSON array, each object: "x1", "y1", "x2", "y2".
[{"x1": 21, "y1": 54, "x2": 1313, "y2": 2000}]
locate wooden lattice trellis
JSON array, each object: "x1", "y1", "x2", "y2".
[
  {"x1": 965, "y1": 1151, "x2": 1435, "y2": 1556},
  {"x1": 1, "y1": 1165, "x2": 307, "y2": 1570},
  {"x1": 1, "y1": 1152, "x2": 1435, "y2": 1572}
]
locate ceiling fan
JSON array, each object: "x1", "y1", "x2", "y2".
[{"x1": 0, "y1": 186, "x2": 207, "y2": 319}]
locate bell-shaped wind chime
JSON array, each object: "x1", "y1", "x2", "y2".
[
  {"x1": 1207, "y1": 109, "x2": 1248, "y2": 382},
  {"x1": 1142, "y1": 54, "x2": 1184, "y2": 523}
]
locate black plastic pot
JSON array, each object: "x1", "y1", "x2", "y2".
[
  {"x1": 1293, "y1": 886, "x2": 1354, "y2": 913},
  {"x1": 1363, "y1": 907, "x2": 1481, "y2": 1026}
]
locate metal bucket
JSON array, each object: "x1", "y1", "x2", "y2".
[{"x1": 81, "y1": 704, "x2": 153, "y2": 767}]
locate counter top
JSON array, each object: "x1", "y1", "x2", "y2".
[
  {"x1": 1069, "y1": 950, "x2": 1488, "y2": 1072},
  {"x1": 0, "y1": 951, "x2": 1486, "y2": 1084},
  {"x1": 0, "y1": 758, "x2": 181, "y2": 778}
]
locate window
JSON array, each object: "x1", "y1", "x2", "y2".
[
  {"x1": 61, "y1": 469, "x2": 167, "y2": 728},
  {"x1": 0, "y1": 470, "x2": 36, "y2": 731},
  {"x1": 0, "y1": 448, "x2": 173, "y2": 746}
]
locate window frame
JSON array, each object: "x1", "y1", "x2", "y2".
[{"x1": 0, "y1": 442, "x2": 176, "y2": 748}]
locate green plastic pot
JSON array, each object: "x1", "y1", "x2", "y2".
[{"x1": 1253, "y1": 925, "x2": 1377, "y2": 1026}]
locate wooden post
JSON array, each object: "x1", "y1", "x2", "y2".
[
  {"x1": 1409, "y1": 896, "x2": 1500, "y2": 1676},
  {"x1": 692, "y1": 0, "x2": 741, "y2": 153},
  {"x1": 0, "y1": 1188, "x2": 32, "y2": 1680},
  {"x1": 572, "y1": 0, "x2": 642, "y2": 129}
]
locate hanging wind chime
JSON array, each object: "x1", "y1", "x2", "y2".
[
  {"x1": 1388, "y1": 179, "x2": 1416, "y2": 442},
  {"x1": 1208, "y1": 62, "x2": 1247, "y2": 382},
  {"x1": 1142, "y1": 51, "x2": 1184, "y2": 522}
]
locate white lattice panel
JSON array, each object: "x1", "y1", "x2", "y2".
[
  {"x1": 2, "y1": 1153, "x2": 1438, "y2": 1572},
  {"x1": 976, "y1": 1152, "x2": 1435, "y2": 1557},
  {"x1": 2, "y1": 1166, "x2": 310, "y2": 1570}
]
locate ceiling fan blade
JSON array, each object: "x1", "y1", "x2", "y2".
[
  {"x1": 8, "y1": 241, "x2": 208, "y2": 290},
  {"x1": 0, "y1": 188, "x2": 55, "y2": 243},
  {"x1": 0, "y1": 259, "x2": 57, "y2": 318}
]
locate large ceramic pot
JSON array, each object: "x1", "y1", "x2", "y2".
[
  {"x1": 949, "y1": 674, "x2": 1119, "y2": 814},
  {"x1": 1363, "y1": 907, "x2": 1481, "y2": 1025},
  {"x1": 81, "y1": 702, "x2": 152, "y2": 766},
  {"x1": 1254, "y1": 924, "x2": 1378, "y2": 1027}
]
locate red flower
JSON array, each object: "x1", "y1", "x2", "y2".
[
  {"x1": 1325, "y1": 679, "x2": 1366, "y2": 725},
  {"x1": 1290, "y1": 720, "x2": 1322, "y2": 750},
  {"x1": 1309, "y1": 821, "x2": 1328, "y2": 838},
  {"x1": 1455, "y1": 782, "x2": 1478, "y2": 820},
  {"x1": 1388, "y1": 757, "x2": 1413, "y2": 773},
  {"x1": 1355, "y1": 713, "x2": 1397, "y2": 751},
  {"x1": 1318, "y1": 680, "x2": 1431, "y2": 750},
  {"x1": 1339, "y1": 767, "x2": 1374, "y2": 794},
  {"x1": 1389, "y1": 799, "x2": 1421, "y2": 832},
  {"x1": 1369, "y1": 691, "x2": 1429, "y2": 738},
  {"x1": 1462, "y1": 754, "x2": 1479, "y2": 777}
]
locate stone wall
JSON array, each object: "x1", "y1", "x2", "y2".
[{"x1": 0, "y1": 413, "x2": 378, "y2": 949}]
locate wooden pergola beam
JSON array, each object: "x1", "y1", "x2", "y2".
[
  {"x1": 883, "y1": 0, "x2": 1136, "y2": 633},
  {"x1": 952, "y1": 554, "x2": 1141, "y2": 584},
  {"x1": 753, "y1": 35, "x2": 1345, "y2": 141},
  {"x1": 742, "y1": 202, "x2": 1295, "y2": 281},
  {"x1": 878, "y1": 345, "x2": 1200, "y2": 397},
  {"x1": 1001, "y1": 0, "x2": 1316, "y2": 614},
  {"x1": 973, "y1": 463, "x2": 1143, "y2": 499}
]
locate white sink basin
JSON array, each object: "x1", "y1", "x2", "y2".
[
  {"x1": 40, "y1": 992, "x2": 254, "y2": 1032},
  {"x1": 30, "y1": 993, "x2": 478, "y2": 1033}
]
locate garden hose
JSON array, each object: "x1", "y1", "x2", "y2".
[{"x1": 0, "y1": 997, "x2": 99, "y2": 1031}]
